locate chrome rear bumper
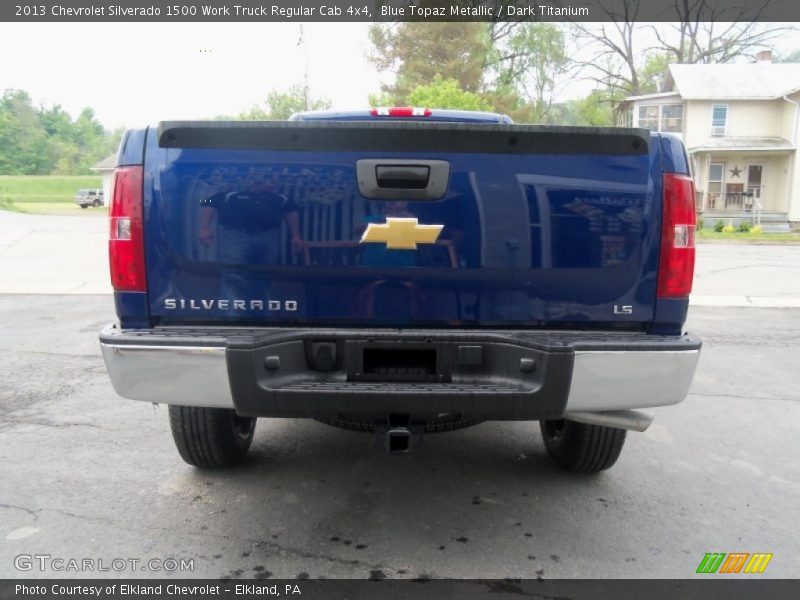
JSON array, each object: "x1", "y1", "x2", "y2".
[
  {"x1": 100, "y1": 343, "x2": 232, "y2": 408},
  {"x1": 100, "y1": 325, "x2": 700, "y2": 430}
]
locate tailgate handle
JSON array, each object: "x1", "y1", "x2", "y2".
[
  {"x1": 357, "y1": 159, "x2": 450, "y2": 201},
  {"x1": 376, "y1": 165, "x2": 430, "y2": 189}
]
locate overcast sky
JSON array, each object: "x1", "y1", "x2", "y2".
[
  {"x1": 2, "y1": 23, "x2": 795, "y2": 131},
  {"x1": 0, "y1": 23, "x2": 385, "y2": 129}
]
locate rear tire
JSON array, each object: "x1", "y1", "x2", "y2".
[
  {"x1": 92, "y1": 199, "x2": 101, "y2": 207},
  {"x1": 168, "y1": 405, "x2": 256, "y2": 468},
  {"x1": 79, "y1": 204, "x2": 88, "y2": 209},
  {"x1": 539, "y1": 419, "x2": 626, "y2": 472}
]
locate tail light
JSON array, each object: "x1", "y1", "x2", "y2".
[
  {"x1": 370, "y1": 107, "x2": 432, "y2": 117},
  {"x1": 109, "y1": 165, "x2": 146, "y2": 292},
  {"x1": 657, "y1": 173, "x2": 696, "y2": 298}
]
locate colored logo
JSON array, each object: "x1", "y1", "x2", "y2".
[
  {"x1": 360, "y1": 217, "x2": 443, "y2": 250},
  {"x1": 696, "y1": 552, "x2": 773, "y2": 574}
]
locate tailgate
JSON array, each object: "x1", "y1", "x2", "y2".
[{"x1": 143, "y1": 121, "x2": 659, "y2": 329}]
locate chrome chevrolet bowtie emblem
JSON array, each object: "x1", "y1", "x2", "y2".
[{"x1": 360, "y1": 217, "x2": 444, "y2": 250}]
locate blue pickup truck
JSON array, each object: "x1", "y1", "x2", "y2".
[{"x1": 100, "y1": 108, "x2": 700, "y2": 472}]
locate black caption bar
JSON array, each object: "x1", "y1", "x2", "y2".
[
  {"x1": 2, "y1": 579, "x2": 800, "y2": 600},
  {"x1": 2, "y1": 0, "x2": 800, "y2": 22}
]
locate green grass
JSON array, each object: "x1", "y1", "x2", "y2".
[
  {"x1": 0, "y1": 175, "x2": 103, "y2": 204},
  {"x1": 698, "y1": 229, "x2": 800, "y2": 243}
]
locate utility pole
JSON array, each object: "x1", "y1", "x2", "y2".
[{"x1": 298, "y1": 24, "x2": 310, "y2": 110}]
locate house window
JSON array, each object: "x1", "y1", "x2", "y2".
[
  {"x1": 708, "y1": 163, "x2": 725, "y2": 192},
  {"x1": 638, "y1": 105, "x2": 659, "y2": 130},
  {"x1": 747, "y1": 165, "x2": 763, "y2": 204},
  {"x1": 661, "y1": 105, "x2": 683, "y2": 132},
  {"x1": 712, "y1": 105, "x2": 728, "y2": 136},
  {"x1": 707, "y1": 163, "x2": 725, "y2": 208},
  {"x1": 637, "y1": 104, "x2": 683, "y2": 132}
]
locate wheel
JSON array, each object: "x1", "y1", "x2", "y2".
[
  {"x1": 539, "y1": 419, "x2": 626, "y2": 473},
  {"x1": 92, "y1": 199, "x2": 101, "y2": 207},
  {"x1": 79, "y1": 204, "x2": 88, "y2": 209},
  {"x1": 168, "y1": 405, "x2": 256, "y2": 468}
]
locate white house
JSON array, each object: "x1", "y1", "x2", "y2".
[
  {"x1": 617, "y1": 52, "x2": 800, "y2": 231},
  {"x1": 90, "y1": 153, "x2": 116, "y2": 206}
]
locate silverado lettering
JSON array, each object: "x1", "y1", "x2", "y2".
[
  {"x1": 107, "y1": 5, "x2": 161, "y2": 17},
  {"x1": 163, "y1": 299, "x2": 298, "y2": 311},
  {"x1": 100, "y1": 109, "x2": 701, "y2": 472}
]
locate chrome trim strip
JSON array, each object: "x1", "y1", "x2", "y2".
[
  {"x1": 100, "y1": 343, "x2": 233, "y2": 408},
  {"x1": 565, "y1": 350, "x2": 700, "y2": 412}
]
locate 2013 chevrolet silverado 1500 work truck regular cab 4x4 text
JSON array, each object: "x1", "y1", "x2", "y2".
[{"x1": 99, "y1": 108, "x2": 701, "y2": 472}]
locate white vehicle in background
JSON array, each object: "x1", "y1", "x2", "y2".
[{"x1": 74, "y1": 189, "x2": 104, "y2": 208}]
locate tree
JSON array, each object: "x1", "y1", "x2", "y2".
[
  {"x1": 556, "y1": 90, "x2": 618, "y2": 127},
  {"x1": 776, "y1": 49, "x2": 800, "y2": 63},
  {"x1": 0, "y1": 90, "x2": 55, "y2": 175},
  {"x1": 368, "y1": 22, "x2": 490, "y2": 104},
  {"x1": 240, "y1": 84, "x2": 331, "y2": 120},
  {"x1": 573, "y1": 1, "x2": 794, "y2": 96},
  {"x1": 0, "y1": 89, "x2": 121, "y2": 175},
  {"x1": 638, "y1": 53, "x2": 671, "y2": 95},
  {"x1": 488, "y1": 23, "x2": 570, "y2": 122},
  {"x1": 481, "y1": 87, "x2": 538, "y2": 123},
  {"x1": 42, "y1": 107, "x2": 115, "y2": 174},
  {"x1": 38, "y1": 104, "x2": 73, "y2": 139},
  {"x1": 367, "y1": 21, "x2": 570, "y2": 123},
  {"x1": 407, "y1": 75, "x2": 491, "y2": 111},
  {"x1": 648, "y1": 4, "x2": 792, "y2": 66}
]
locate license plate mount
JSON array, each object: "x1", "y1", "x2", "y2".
[{"x1": 347, "y1": 340, "x2": 452, "y2": 383}]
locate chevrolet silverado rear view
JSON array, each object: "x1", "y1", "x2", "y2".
[{"x1": 100, "y1": 109, "x2": 701, "y2": 472}]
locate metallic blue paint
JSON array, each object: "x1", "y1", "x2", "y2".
[
  {"x1": 659, "y1": 134, "x2": 691, "y2": 175},
  {"x1": 117, "y1": 128, "x2": 147, "y2": 167},
  {"x1": 139, "y1": 127, "x2": 667, "y2": 330},
  {"x1": 652, "y1": 298, "x2": 690, "y2": 335},
  {"x1": 114, "y1": 291, "x2": 150, "y2": 328}
]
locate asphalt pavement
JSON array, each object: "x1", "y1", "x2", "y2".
[
  {"x1": 0, "y1": 210, "x2": 799, "y2": 579},
  {"x1": 0, "y1": 211, "x2": 108, "y2": 294}
]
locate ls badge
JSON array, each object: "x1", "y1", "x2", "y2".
[
  {"x1": 360, "y1": 217, "x2": 443, "y2": 250},
  {"x1": 614, "y1": 305, "x2": 633, "y2": 315}
]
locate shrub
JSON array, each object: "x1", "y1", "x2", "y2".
[
  {"x1": 751, "y1": 225, "x2": 763, "y2": 234},
  {"x1": 722, "y1": 220, "x2": 735, "y2": 233},
  {"x1": 697, "y1": 217, "x2": 704, "y2": 230},
  {"x1": 737, "y1": 221, "x2": 752, "y2": 233},
  {"x1": 714, "y1": 219, "x2": 725, "y2": 232}
]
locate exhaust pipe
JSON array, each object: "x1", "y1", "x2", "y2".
[{"x1": 563, "y1": 409, "x2": 654, "y2": 432}]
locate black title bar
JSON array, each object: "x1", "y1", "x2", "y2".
[{"x1": 3, "y1": 0, "x2": 800, "y2": 22}]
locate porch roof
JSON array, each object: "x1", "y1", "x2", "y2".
[{"x1": 687, "y1": 137, "x2": 795, "y2": 153}]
